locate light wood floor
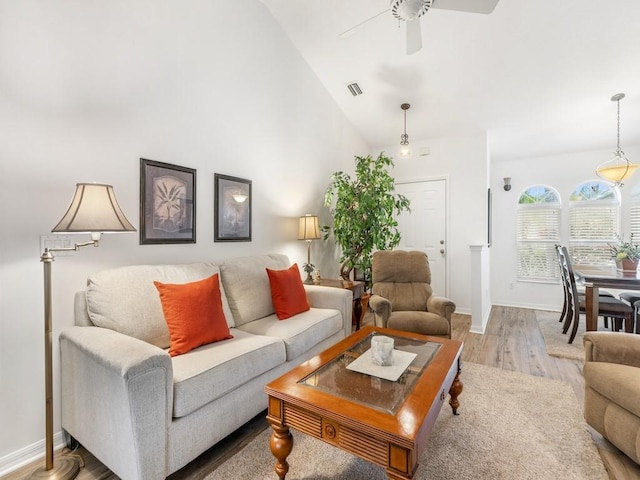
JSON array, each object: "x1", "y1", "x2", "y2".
[{"x1": 4, "y1": 306, "x2": 640, "y2": 480}]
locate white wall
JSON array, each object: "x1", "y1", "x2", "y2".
[
  {"x1": 373, "y1": 132, "x2": 490, "y2": 314},
  {"x1": 491, "y1": 145, "x2": 640, "y2": 310},
  {"x1": 0, "y1": 0, "x2": 368, "y2": 470}
]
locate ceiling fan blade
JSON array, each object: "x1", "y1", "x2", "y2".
[
  {"x1": 431, "y1": 0, "x2": 499, "y2": 14},
  {"x1": 339, "y1": 8, "x2": 390, "y2": 38},
  {"x1": 406, "y1": 19, "x2": 422, "y2": 55}
]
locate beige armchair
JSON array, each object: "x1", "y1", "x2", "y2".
[
  {"x1": 368, "y1": 250, "x2": 455, "y2": 338},
  {"x1": 583, "y1": 331, "x2": 640, "y2": 464}
]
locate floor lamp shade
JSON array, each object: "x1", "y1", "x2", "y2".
[
  {"x1": 52, "y1": 183, "x2": 136, "y2": 233},
  {"x1": 29, "y1": 183, "x2": 135, "y2": 480}
]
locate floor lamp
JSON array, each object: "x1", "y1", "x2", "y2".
[
  {"x1": 298, "y1": 214, "x2": 320, "y2": 284},
  {"x1": 28, "y1": 183, "x2": 135, "y2": 480}
]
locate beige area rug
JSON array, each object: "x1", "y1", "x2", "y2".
[
  {"x1": 535, "y1": 309, "x2": 585, "y2": 361},
  {"x1": 207, "y1": 362, "x2": 607, "y2": 480}
]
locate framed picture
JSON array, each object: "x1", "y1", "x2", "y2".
[
  {"x1": 140, "y1": 158, "x2": 196, "y2": 244},
  {"x1": 214, "y1": 174, "x2": 251, "y2": 242}
]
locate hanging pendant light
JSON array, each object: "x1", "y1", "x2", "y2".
[
  {"x1": 596, "y1": 93, "x2": 639, "y2": 186},
  {"x1": 399, "y1": 103, "x2": 411, "y2": 157}
]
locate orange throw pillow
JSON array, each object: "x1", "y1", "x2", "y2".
[
  {"x1": 266, "y1": 263, "x2": 310, "y2": 320},
  {"x1": 154, "y1": 274, "x2": 233, "y2": 357}
]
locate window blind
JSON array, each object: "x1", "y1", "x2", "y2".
[
  {"x1": 569, "y1": 205, "x2": 618, "y2": 266},
  {"x1": 630, "y1": 205, "x2": 640, "y2": 238},
  {"x1": 517, "y1": 207, "x2": 561, "y2": 281}
]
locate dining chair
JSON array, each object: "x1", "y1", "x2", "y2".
[
  {"x1": 618, "y1": 292, "x2": 640, "y2": 334},
  {"x1": 556, "y1": 245, "x2": 633, "y2": 343},
  {"x1": 554, "y1": 245, "x2": 614, "y2": 330}
]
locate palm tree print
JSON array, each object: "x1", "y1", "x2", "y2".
[{"x1": 153, "y1": 176, "x2": 186, "y2": 233}]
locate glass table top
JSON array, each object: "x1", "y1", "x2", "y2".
[{"x1": 298, "y1": 332, "x2": 441, "y2": 414}]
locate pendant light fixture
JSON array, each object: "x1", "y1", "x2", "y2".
[
  {"x1": 399, "y1": 103, "x2": 411, "y2": 157},
  {"x1": 596, "y1": 93, "x2": 639, "y2": 186}
]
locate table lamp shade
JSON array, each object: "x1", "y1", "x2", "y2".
[
  {"x1": 52, "y1": 183, "x2": 136, "y2": 233},
  {"x1": 298, "y1": 214, "x2": 320, "y2": 240}
]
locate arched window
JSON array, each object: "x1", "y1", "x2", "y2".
[
  {"x1": 517, "y1": 185, "x2": 561, "y2": 281},
  {"x1": 569, "y1": 180, "x2": 619, "y2": 266}
]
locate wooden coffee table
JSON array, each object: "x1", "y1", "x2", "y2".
[{"x1": 264, "y1": 325, "x2": 463, "y2": 479}]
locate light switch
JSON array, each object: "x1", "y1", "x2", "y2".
[{"x1": 40, "y1": 235, "x2": 76, "y2": 256}]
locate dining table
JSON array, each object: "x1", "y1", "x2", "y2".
[{"x1": 574, "y1": 265, "x2": 639, "y2": 333}]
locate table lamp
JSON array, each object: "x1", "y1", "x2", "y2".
[
  {"x1": 28, "y1": 183, "x2": 135, "y2": 479},
  {"x1": 298, "y1": 214, "x2": 320, "y2": 284}
]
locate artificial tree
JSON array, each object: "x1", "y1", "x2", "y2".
[{"x1": 322, "y1": 152, "x2": 410, "y2": 286}]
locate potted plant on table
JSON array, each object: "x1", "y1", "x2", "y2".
[
  {"x1": 321, "y1": 153, "x2": 410, "y2": 289},
  {"x1": 610, "y1": 234, "x2": 640, "y2": 272}
]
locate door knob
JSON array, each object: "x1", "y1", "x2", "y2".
[
  {"x1": 440, "y1": 240, "x2": 445, "y2": 244},
  {"x1": 440, "y1": 249, "x2": 445, "y2": 254}
]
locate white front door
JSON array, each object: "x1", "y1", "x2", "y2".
[{"x1": 395, "y1": 179, "x2": 448, "y2": 296}]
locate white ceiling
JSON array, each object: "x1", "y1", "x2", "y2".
[{"x1": 261, "y1": 0, "x2": 640, "y2": 162}]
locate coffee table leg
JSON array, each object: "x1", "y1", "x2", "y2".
[
  {"x1": 448, "y1": 365, "x2": 463, "y2": 415},
  {"x1": 269, "y1": 423, "x2": 293, "y2": 479}
]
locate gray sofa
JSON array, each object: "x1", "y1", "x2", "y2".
[{"x1": 60, "y1": 254, "x2": 352, "y2": 480}]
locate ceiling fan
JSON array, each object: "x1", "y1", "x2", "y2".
[{"x1": 340, "y1": 0, "x2": 500, "y2": 55}]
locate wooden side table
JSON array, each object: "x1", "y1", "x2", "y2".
[{"x1": 314, "y1": 279, "x2": 365, "y2": 330}]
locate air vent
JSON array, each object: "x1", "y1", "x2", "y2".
[{"x1": 347, "y1": 82, "x2": 363, "y2": 96}]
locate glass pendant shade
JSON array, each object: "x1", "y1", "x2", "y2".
[
  {"x1": 399, "y1": 103, "x2": 411, "y2": 157},
  {"x1": 596, "y1": 152, "x2": 639, "y2": 185},
  {"x1": 596, "y1": 93, "x2": 638, "y2": 186},
  {"x1": 399, "y1": 141, "x2": 412, "y2": 157}
]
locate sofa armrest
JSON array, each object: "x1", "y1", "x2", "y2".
[
  {"x1": 304, "y1": 285, "x2": 353, "y2": 337},
  {"x1": 427, "y1": 295, "x2": 456, "y2": 319},
  {"x1": 584, "y1": 331, "x2": 640, "y2": 368},
  {"x1": 369, "y1": 294, "x2": 392, "y2": 328},
  {"x1": 60, "y1": 326, "x2": 173, "y2": 480}
]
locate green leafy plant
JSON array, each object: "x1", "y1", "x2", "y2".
[
  {"x1": 321, "y1": 153, "x2": 410, "y2": 285},
  {"x1": 610, "y1": 234, "x2": 640, "y2": 261}
]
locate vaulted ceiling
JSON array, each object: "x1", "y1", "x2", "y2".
[{"x1": 261, "y1": 0, "x2": 640, "y2": 162}]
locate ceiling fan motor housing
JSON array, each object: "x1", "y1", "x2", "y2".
[{"x1": 391, "y1": 0, "x2": 432, "y2": 21}]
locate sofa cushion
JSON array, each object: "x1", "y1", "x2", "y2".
[
  {"x1": 237, "y1": 308, "x2": 342, "y2": 360},
  {"x1": 154, "y1": 274, "x2": 233, "y2": 357},
  {"x1": 266, "y1": 264, "x2": 310, "y2": 319},
  {"x1": 584, "y1": 362, "x2": 640, "y2": 418},
  {"x1": 220, "y1": 254, "x2": 290, "y2": 326},
  {"x1": 171, "y1": 329, "x2": 286, "y2": 418},
  {"x1": 86, "y1": 263, "x2": 235, "y2": 349}
]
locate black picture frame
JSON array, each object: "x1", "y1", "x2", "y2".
[
  {"x1": 140, "y1": 158, "x2": 196, "y2": 244},
  {"x1": 214, "y1": 174, "x2": 252, "y2": 242}
]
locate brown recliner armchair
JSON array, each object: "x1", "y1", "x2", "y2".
[
  {"x1": 368, "y1": 250, "x2": 455, "y2": 338},
  {"x1": 583, "y1": 331, "x2": 640, "y2": 464}
]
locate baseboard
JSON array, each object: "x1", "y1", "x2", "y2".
[{"x1": 0, "y1": 431, "x2": 64, "y2": 477}]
